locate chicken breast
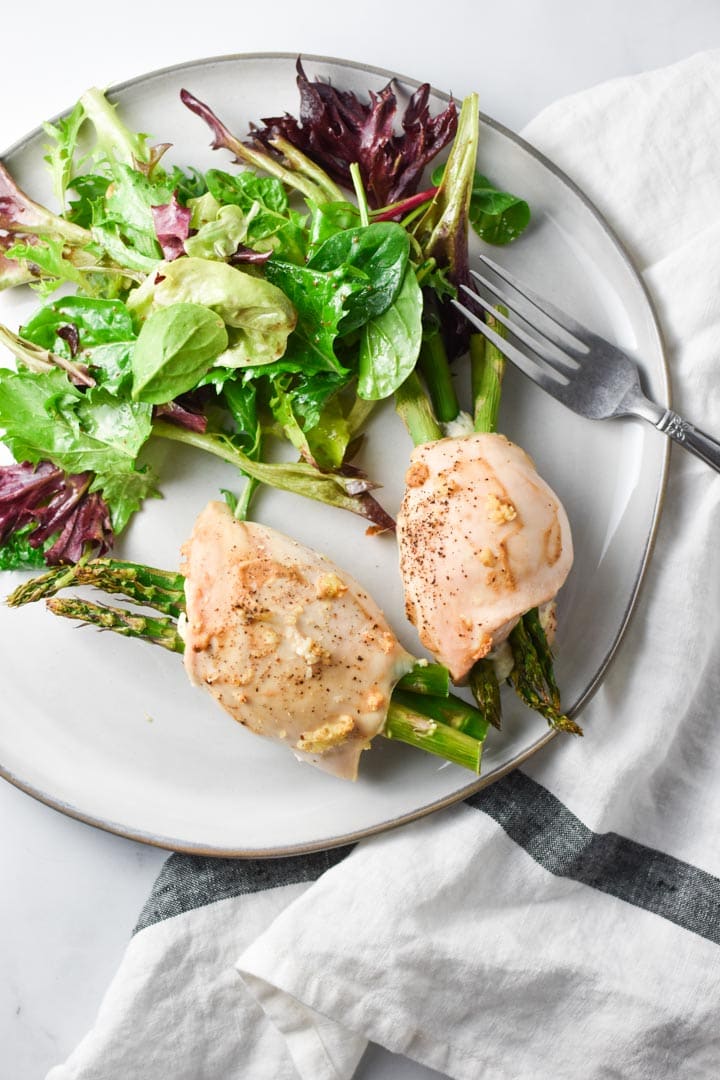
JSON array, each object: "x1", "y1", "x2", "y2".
[
  {"x1": 180, "y1": 501, "x2": 414, "y2": 779},
  {"x1": 397, "y1": 433, "x2": 573, "y2": 682}
]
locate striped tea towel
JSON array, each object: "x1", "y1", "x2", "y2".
[{"x1": 47, "y1": 49, "x2": 720, "y2": 1080}]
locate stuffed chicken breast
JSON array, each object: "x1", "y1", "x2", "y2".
[
  {"x1": 180, "y1": 501, "x2": 414, "y2": 779},
  {"x1": 397, "y1": 432, "x2": 573, "y2": 682}
]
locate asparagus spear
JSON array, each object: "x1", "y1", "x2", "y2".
[
  {"x1": 46, "y1": 596, "x2": 185, "y2": 653},
  {"x1": 8, "y1": 558, "x2": 186, "y2": 616},
  {"x1": 391, "y1": 688, "x2": 488, "y2": 742},
  {"x1": 8, "y1": 562, "x2": 484, "y2": 773},
  {"x1": 466, "y1": 313, "x2": 507, "y2": 722},
  {"x1": 468, "y1": 660, "x2": 502, "y2": 731},
  {"x1": 471, "y1": 323, "x2": 505, "y2": 435},
  {"x1": 395, "y1": 662, "x2": 450, "y2": 697},
  {"x1": 383, "y1": 700, "x2": 482, "y2": 773},
  {"x1": 508, "y1": 618, "x2": 581, "y2": 735}
]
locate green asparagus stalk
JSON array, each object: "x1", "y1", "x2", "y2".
[
  {"x1": 391, "y1": 688, "x2": 488, "y2": 742},
  {"x1": 394, "y1": 371, "x2": 442, "y2": 447},
  {"x1": 383, "y1": 700, "x2": 482, "y2": 773},
  {"x1": 7, "y1": 558, "x2": 186, "y2": 617},
  {"x1": 508, "y1": 618, "x2": 582, "y2": 735},
  {"x1": 466, "y1": 307, "x2": 507, "y2": 718},
  {"x1": 417, "y1": 326, "x2": 461, "y2": 423},
  {"x1": 395, "y1": 662, "x2": 450, "y2": 697},
  {"x1": 471, "y1": 314, "x2": 506, "y2": 433},
  {"x1": 468, "y1": 659, "x2": 503, "y2": 731},
  {"x1": 46, "y1": 596, "x2": 185, "y2": 653},
  {"x1": 523, "y1": 606, "x2": 561, "y2": 710}
]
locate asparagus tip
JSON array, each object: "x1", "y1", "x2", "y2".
[{"x1": 548, "y1": 712, "x2": 583, "y2": 737}]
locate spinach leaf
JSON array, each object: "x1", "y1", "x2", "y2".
[
  {"x1": 127, "y1": 257, "x2": 296, "y2": 368},
  {"x1": 264, "y1": 259, "x2": 352, "y2": 375},
  {"x1": 132, "y1": 303, "x2": 228, "y2": 404},
  {"x1": 22, "y1": 296, "x2": 137, "y2": 394},
  {"x1": 358, "y1": 267, "x2": 423, "y2": 400},
  {"x1": 431, "y1": 164, "x2": 530, "y2": 245},
  {"x1": 307, "y1": 222, "x2": 410, "y2": 333},
  {"x1": 205, "y1": 169, "x2": 289, "y2": 215},
  {"x1": 468, "y1": 181, "x2": 530, "y2": 244}
]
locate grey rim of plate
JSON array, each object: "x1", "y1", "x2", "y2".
[{"x1": 0, "y1": 52, "x2": 671, "y2": 857}]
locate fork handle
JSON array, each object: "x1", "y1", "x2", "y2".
[{"x1": 656, "y1": 409, "x2": 720, "y2": 472}]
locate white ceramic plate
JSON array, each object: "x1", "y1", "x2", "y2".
[{"x1": 0, "y1": 54, "x2": 668, "y2": 855}]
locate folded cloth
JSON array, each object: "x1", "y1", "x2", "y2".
[{"x1": 48, "y1": 50, "x2": 720, "y2": 1080}]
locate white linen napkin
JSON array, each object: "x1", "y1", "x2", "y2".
[{"x1": 47, "y1": 50, "x2": 720, "y2": 1080}]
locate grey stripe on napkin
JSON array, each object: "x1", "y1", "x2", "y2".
[
  {"x1": 135, "y1": 844, "x2": 354, "y2": 933},
  {"x1": 469, "y1": 771, "x2": 720, "y2": 945}
]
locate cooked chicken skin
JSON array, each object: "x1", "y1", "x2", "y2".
[
  {"x1": 397, "y1": 433, "x2": 573, "y2": 682},
  {"x1": 180, "y1": 502, "x2": 414, "y2": 779}
]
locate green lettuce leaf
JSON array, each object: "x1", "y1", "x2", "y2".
[
  {"x1": 0, "y1": 370, "x2": 155, "y2": 531},
  {"x1": 22, "y1": 296, "x2": 137, "y2": 393},
  {"x1": 90, "y1": 467, "x2": 159, "y2": 533},
  {"x1": 0, "y1": 525, "x2": 49, "y2": 570},
  {"x1": 42, "y1": 100, "x2": 87, "y2": 209},
  {"x1": 127, "y1": 257, "x2": 296, "y2": 368}
]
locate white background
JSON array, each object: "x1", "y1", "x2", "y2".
[{"x1": 1, "y1": 2, "x2": 719, "y2": 1077}]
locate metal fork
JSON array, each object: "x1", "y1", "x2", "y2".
[{"x1": 452, "y1": 254, "x2": 720, "y2": 472}]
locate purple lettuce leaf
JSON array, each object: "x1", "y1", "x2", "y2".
[
  {"x1": 150, "y1": 193, "x2": 192, "y2": 261},
  {"x1": 228, "y1": 244, "x2": 272, "y2": 266},
  {"x1": 252, "y1": 59, "x2": 458, "y2": 208},
  {"x1": 0, "y1": 232, "x2": 37, "y2": 288},
  {"x1": 0, "y1": 162, "x2": 90, "y2": 245},
  {"x1": 153, "y1": 399, "x2": 208, "y2": 433},
  {"x1": 0, "y1": 460, "x2": 113, "y2": 565}
]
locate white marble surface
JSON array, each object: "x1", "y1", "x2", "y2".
[{"x1": 1, "y1": 3, "x2": 719, "y2": 1077}]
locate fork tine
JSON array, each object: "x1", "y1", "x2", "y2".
[
  {"x1": 450, "y1": 298, "x2": 565, "y2": 396},
  {"x1": 475, "y1": 254, "x2": 591, "y2": 350},
  {"x1": 459, "y1": 284, "x2": 577, "y2": 376}
]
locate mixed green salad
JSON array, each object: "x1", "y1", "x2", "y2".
[
  {"x1": 0, "y1": 60, "x2": 530, "y2": 570},
  {"x1": 1, "y1": 61, "x2": 577, "y2": 767}
]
